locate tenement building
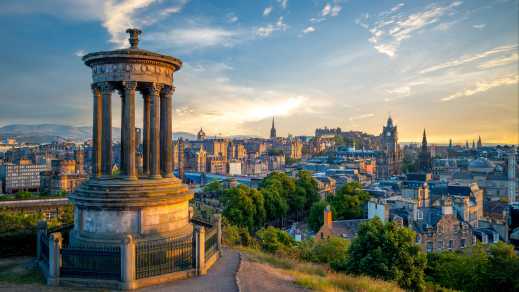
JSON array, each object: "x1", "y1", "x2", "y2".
[
  {"x1": 0, "y1": 159, "x2": 47, "y2": 193},
  {"x1": 36, "y1": 29, "x2": 222, "y2": 290}
]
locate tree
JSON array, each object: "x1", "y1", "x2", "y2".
[
  {"x1": 256, "y1": 226, "x2": 296, "y2": 254},
  {"x1": 296, "y1": 170, "x2": 320, "y2": 210},
  {"x1": 299, "y1": 237, "x2": 349, "y2": 264},
  {"x1": 308, "y1": 200, "x2": 329, "y2": 232},
  {"x1": 342, "y1": 218, "x2": 426, "y2": 291},
  {"x1": 261, "y1": 186, "x2": 289, "y2": 222},
  {"x1": 204, "y1": 181, "x2": 224, "y2": 196},
  {"x1": 221, "y1": 185, "x2": 265, "y2": 232},
  {"x1": 328, "y1": 182, "x2": 370, "y2": 220}
]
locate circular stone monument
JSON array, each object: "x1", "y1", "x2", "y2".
[{"x1": 69, "y1": 29, "x2": 193, "y2": 247}]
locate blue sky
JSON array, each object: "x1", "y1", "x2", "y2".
[{"x1": 0, "y1": 0, "x2": 517, "y2": 143}]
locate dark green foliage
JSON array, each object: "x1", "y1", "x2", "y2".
[
  {"x1": 307, "y1": 200, "x2": 329, "y2": 232},
  {"x1": 342, "y1": 218, "x2": 426, "y2": 291},
  {"x1": 299, "y1": 237, "x2": 349, "y2": 264},
  {"x1": 425, "y1": 242, "x2": 519, "y2": 292},
  {"x1": 256, "y1": 226, "x2": 296, "y2": 254},
  {"x1": 327, "y1": 182, "x2": 370, "y2": 220},
  {"x1": 221, "y1": 185, "x2": 266, "y2": 232},
  {"x1": 203, "y1": 180, "x2": 224, "y2": 196},
  {"x1": 295, "y1": 171, "x2": 320, "y2": 210}
]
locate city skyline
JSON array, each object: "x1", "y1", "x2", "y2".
[{"x1": 0, "y1": 0, "x2": 518, "y2": 144}]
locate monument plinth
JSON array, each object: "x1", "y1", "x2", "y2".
[{"x1": 69, "y1": 29, "x2": 193, "y2": 247}]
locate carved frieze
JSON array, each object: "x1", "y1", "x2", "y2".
[{"x1": 91, "y1": 61, "x2": 174, "y2": 84}]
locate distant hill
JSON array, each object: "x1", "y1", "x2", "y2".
[{"x1": 0, "y1": 124, "x2": 197, "y2": 144}]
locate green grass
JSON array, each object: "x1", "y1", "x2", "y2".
[
  {"x1": 0, "y1": 258, "x2": 45, "y2": 284},
  {"x1": 238, "y1": 246, "x2": 403, "y2": 292}
]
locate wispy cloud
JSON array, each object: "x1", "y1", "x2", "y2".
[
  {"x1": 359, "y1": 1, "x2": 463, "y2": 57},
  {"x1": 263, "y1": 6, "x2": 272, "y2": 16},
  {"x1": 321, "y1": 2, "x2": 342, "y2": 17},
  {"x1": 441, "y1": 74, "x2": 519, "y2": 102},
  {"x1": 277, "y1": 0, "x2": 288, "y2": 10},
  {"x1": 478, "y1": 53, "x2": 519, "y2": 69},
  {"x1": 420, "y1": 44, "x2": 518, "y2": 74},
  {"x1": 256, "y1": 17, "x2": 288, "y2": 37},
  {"x1": 148, "y1": 26, "x2": 242, "y2": 50},
  {"x1": 383, "y1": 81, "x2": 426, "y2": 102},
  {"x1": 74, "y1": 49, "x2": 86, "y2": 57},
  {"x1": 473, "y1": 23, "x2": 486, "y2": 30},
  {"x1": 226, "y1": 12, "x2": 238, "y2": 23},
  {"x1": 302, "y1": 26, "x2": 316, "y2": 34},
  {"x1": 102, "y1": 0, "x2": 189, "y2": 47},
  {"x1": 349, "y1": 113, "x2": 375, "y2": 121},
  {"x1": 322, "y1": 3, "x2": 332, "y2": 17}
]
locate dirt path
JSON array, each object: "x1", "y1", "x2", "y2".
[
  {"x1": 236, "y1": 254, "x2": 309, "y2": 292},
  {"x1": 143, "y1": 247, "x2": 240, "y2": 292}
]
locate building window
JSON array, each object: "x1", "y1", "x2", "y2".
[
  {"x1": 461, "y1": 238, "x2": 466, "y2": 248},
  {"x1": 437, "y1": 240, "x2": 443, "y2": 250},
  {"x1": 417, "y1": 210, "x2": 423, "y2": 220},
  {"x1": 426, "y1": 242, "x2": 433, "y2": 253},
  {"x1": 448, "y1": 240, "x2": 453, "y2": 250}
]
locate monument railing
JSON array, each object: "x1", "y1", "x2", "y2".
[
  {"x1": 205, "y1": 224, "x2": 218, "y2": 260},
  {"x1": 36, "y1": 214, "x2": 222, "y2": 289},
  {"x1": 135, "y1": 234, "x2": 194, "y2": 279},
  {"x1": 60, "y1": 245, "x2": 121, "y2": 281}
]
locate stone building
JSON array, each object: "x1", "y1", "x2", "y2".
[
  {"x1": 316, "y1": 206, "x2": 368, "y2": 240},
  {"x1": 417, "y1": 130, "x2": 432, "y2": 173},
  {"x1": 414, "y1": 198, "x2": 474, "y2": 252},
  {"x1": 40, "y1": 158, "x2": 87, "y2": 195},
  {"x1": 377, "y1": 116, "x2": 401, "y2": 178},
  {"x1": 0, "y1": 160, "x2": 47, "y2": 193}
]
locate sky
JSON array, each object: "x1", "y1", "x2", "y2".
[{"x1": 0, "y1": 0, "x2": 517, "y2": 144}]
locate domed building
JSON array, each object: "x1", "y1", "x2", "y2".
[{"x1": 468, "y1": 157, "x2": 495, "y2": 174}]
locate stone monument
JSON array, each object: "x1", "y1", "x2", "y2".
[{"x1": 69, "y1": 28, "x2": 193, "y2": 247}]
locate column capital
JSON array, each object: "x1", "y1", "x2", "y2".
[
  {"x1": 98, "y1": 81, "x2": 113, "y2": 94},
  {"x1": 122, "y1": 81, "x2": 138, "y2": 91},
  {"x1": 147, "y1": 82, "x2": 164, "y2": 96},
  {"x1": 161, "y1": 85, "x2": 175, "y2": 97}
]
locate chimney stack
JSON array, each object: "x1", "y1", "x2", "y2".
[{"x1": 324, "y1": 205, "x2": 332, "y2": 227}]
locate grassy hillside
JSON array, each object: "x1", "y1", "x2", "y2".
[{"x1": 238, "y1": 246, "x2": 404, "y2": 292}]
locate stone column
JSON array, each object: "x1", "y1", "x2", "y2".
[
  {"x1": 36, "y1": 220, "x2": 48, "y2": 261},
  {"x1": 195, "y1": 225, "x2": 206, "y2": 275},
  {"x1": 119, "y1": 87, "x2": 127, "y2": 175},
  {"x1": 91, "y1": 84, "x2": 103, "y2": 178},
  {"x1": 123, "y1": 81, "x2": 138, "y2": 179},
  {"x1": 47, "y1": 232, "x2": 62, "y2": 286},
  {"x1": 149, "y1": 83, "x2": 163, "y2": 179},
  {"x1": 100, "y1": 82, "x2": 113, "y2": 176},
  {"x1": 160, "y1": 86, "x2": 174, "y2": 177},
  {"x1": 120, "y1": 234, "x2": 136, "y2": 290},
  {"x1": 143, "y1": 94, "x2": 151, "y2": 176}
]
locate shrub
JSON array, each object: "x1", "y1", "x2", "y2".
[{"x1": 256, "y1": 226, "x2": 296, "y2": 255}]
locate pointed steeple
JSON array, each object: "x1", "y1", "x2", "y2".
[
  {"x1": 270, "y1": 116, "x2": 277, "y2": 139},
  {"x1": 449, "y1": 139, "x2": 453, "y2": 148},
  {"x1": 421, "y1": 129, "x2": 428, "y2": 148},
  {"x1": 477, "y1": 136, "x2": 482, "y2": 148}
]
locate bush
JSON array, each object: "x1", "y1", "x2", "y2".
[
  {"x1": 256, "y1": 226, "x2": 296, "y2": 255},
  {"x1": 298, "y1": 237, "x2": 349, "y2": 264}
]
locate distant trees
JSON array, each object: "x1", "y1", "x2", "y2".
[
  {"x1": 337, "y1": 218, "x2": 427, "y2": 291},
  {"x1": 221, "y1": 171, "x2": 319, "y2": 232},
  {"x1": 307, "y1": 182, "x2": 371, "y2": 232},
  {"x1": 426, "y1": 242, "x2": 519, "y2": 292}
]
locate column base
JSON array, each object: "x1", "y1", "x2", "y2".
[{"x1": 149, "y1": 174, "x2": 163, "y2": 179}]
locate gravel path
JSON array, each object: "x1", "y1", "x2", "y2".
[
  {"x1": 143, "y1": 247, "x2": 240, "y2": 292},
  {"x1": 236, "y1": 254, "x2": 308, "y2": 292}
]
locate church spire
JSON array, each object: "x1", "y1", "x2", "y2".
[
  {"x1": 270, "y1": 116, "x2": 277, "y2": 139},
  {"x1": 421, "y1": 129, "x2": 428, "y2": 148}
]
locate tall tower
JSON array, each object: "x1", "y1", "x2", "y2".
[
  {"x1": 418, "y1": 129, "x2": 432, "y2": 173},
  {"x1": 270, "y1": 117, "x2": 277, "y2": 140},
  {"x1": 477, "y1": 136, "x2": 482, "y2": 149},
  {"x1": 379, "y1": 116, "x2": 401, "y2": 177}
]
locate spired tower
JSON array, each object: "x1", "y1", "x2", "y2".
[
  {"x1": 418, "y1": 129, "x2": 432, "y2": 172},
  {"x1": 69, "y1": 29, "x2": 193, "y2": 247},
  {"x1": 379, "y1": 116, "x2": 401, "y2": 177},
  {"x1": 270, "y1": 117, "x2": 277, "y2": 140}
]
